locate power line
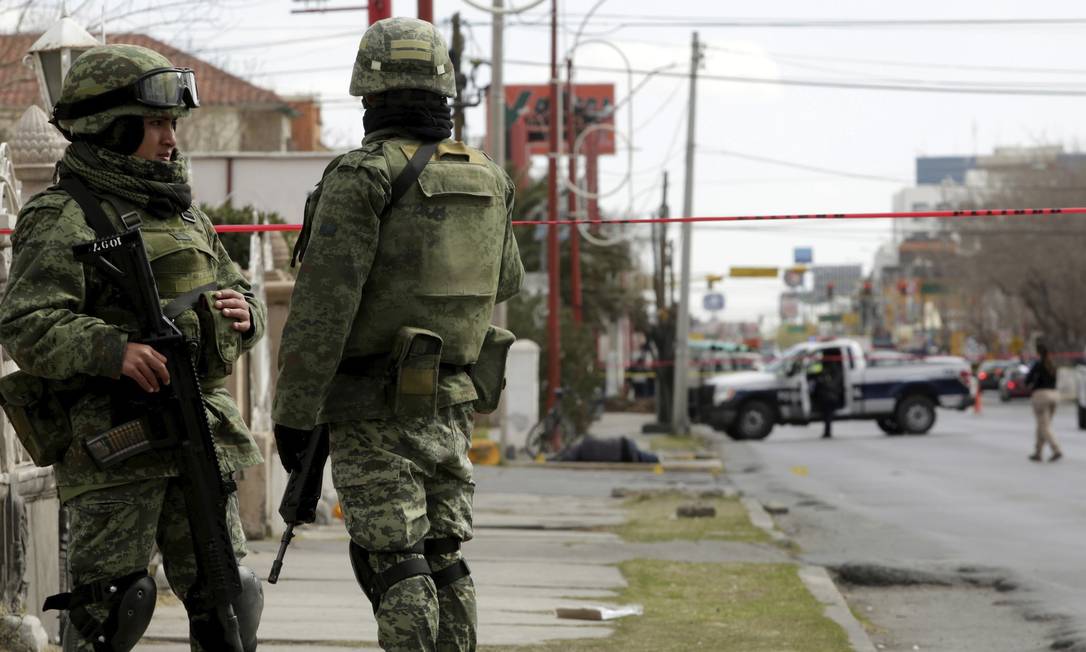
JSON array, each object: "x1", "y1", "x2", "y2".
[
  {"x1": 458, "y1": 16, "x2": 1086, "y2": 30},
  {"x1": 273, "y1": 57, "x2": 1086, "y2": 97},
  {"x1": 699, "y1": 148, "x2": 911, "y2": 184},
  {"x1": 710, "y1": 45, "x2": 1086, "y2": 77}
]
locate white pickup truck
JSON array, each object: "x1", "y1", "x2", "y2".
[{"x1": 698, "y1": 338, "x2": 975, "y2": 440}]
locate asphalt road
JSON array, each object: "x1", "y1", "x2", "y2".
[{"x1": 720, "y1": 393, "x2": 1086, "y2": 649}]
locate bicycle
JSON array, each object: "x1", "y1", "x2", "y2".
[{"x1": 523, "y1": 388, "x2": 581, "y2": 459}]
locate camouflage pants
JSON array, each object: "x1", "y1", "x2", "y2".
[
  {"x1": 330, "y1": 403, "x2": 477, "y2": 652},
  {"x1": 62, "y1": 477, "x2": 247, "y2": 651}
]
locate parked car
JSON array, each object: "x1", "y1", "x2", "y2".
[
  {"x1": 998, "y1": 364, "x2": 1032, "y2": 402},
  {"x1": 697, "y1": 339, "x2": 974, "y2": 440},
  {"x1": 976, "y1": 359, "x2": 1018, "y2": 391}
]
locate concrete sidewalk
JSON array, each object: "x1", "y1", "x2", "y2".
[
  {"x1": 140, "y1": 411, "x2": 867, "y2": 650},
  {"x1": 143, "y1": 489, "x2": 629, "y2": 650}
]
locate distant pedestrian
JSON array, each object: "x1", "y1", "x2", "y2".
[
  {"x1": 807, "y1": 352, "x2": 843, "y2": 439},
  {"x1": 1026, "y1": 342, "x2": 1063, "y2": 462}
]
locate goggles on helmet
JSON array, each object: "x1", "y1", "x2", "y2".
[{"x1": 53, "y1": 67, "x2": 200, "y2": 121}]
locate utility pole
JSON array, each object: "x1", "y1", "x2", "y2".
[
  {"x1": 567, "y1": 58, "x2": 583, "y2": 324},
  {"x1": 418, "y1": 0, "x2": 433, "y2": 22},
  {"x1": 670, "y1": 31, "x2": 703, "y2": 436},
  {"x1": 546, "y1": 0, "x2": 561, "y2": 410},
  {"x1": 488, "y1": 0, "x2": 510, "y2": 457},
  {"x1": 646, "y1": 171, "x2": 675, "y2": 431},
  {"x1": 451, "y1": 12, "x2": 465, "y2": 140},
  {"x1": 488, "y1": 0, "x2": 505, "y2": 168}
]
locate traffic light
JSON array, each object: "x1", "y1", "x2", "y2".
[
  {"x1": 706, "y1": 274, "x2": 724, "y2": 290},
  {"x1": 896, "y1": 279, "x2": 909, "y2": 296},
  {"x1": 826, "y1": 281, "x2": 835, "y2": 300},
  {"x1": 369, "y1": 0, "x2": 391, "y2": 24}
]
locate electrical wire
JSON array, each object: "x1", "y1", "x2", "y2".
[{"x1": 699, "y1": 148, "x2": 911, "y2": 184}]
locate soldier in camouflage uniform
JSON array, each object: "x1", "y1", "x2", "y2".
[
  {"x1": 0, "y1": 45, "x2": 266, "y2": 651},
  {"x1": 272, "y1": 17, "x2": 523, "y2": 652}
]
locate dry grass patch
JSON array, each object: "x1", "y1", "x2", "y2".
[{"x1": 488, "y1": 559, "x2": 851, "y2": 652}]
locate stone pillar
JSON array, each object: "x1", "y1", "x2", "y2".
[
  {"x1": 9, "y1": 105, "x2": 64, "y2": 201},
  {"x1": 505, "y1": 340, "x2": 541, "y2": 455}
]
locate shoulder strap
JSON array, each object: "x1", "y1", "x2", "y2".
[
  {"x1": 56, "y1": 173, "x2": 117, "y2": 238},
  {"x1": 381, "y1": 141, "x2": 439, "y2": 219},
  {"x1": 291, "y1": 141, "x2": 439, "y2": 267}
]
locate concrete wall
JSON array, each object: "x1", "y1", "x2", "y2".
[{"x1": 188, "y1": 152, "x2": 340, "y2": 223}]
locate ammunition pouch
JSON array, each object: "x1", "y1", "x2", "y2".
[
  {"x1": 387, "y1": 326, "x2": 443, "y2": 418},
  {"x1": 197, "y1": 289, "x2": 241, "y2": 379},
  {"x1": 470, "y1": 326, "x2": 516, "y2": 414},
  {"x1": 0, "y1": 371, "x2": 74, "y2": 467}
]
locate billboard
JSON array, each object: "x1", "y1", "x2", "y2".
[{"x1": 505, "y1": 84, "x2": 616, "y2": 155}]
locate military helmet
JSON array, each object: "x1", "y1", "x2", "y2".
[
  {"x1": 52, "y1": 44, "x2": 198, "y2": 136},
  {"x1": 350, "y1": 17, "x2": 457, "y2": 98}
]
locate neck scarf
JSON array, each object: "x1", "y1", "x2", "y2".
[
  {"x1": 363, "y1": 97, "x2": 453, "y2": 141},
  {"x1": 61, "y1": 142, "x2": 192, "y2": 218}
]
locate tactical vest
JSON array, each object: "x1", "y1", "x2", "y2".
[
  {"x1": 349, "y1": 140, "x2": 508, "y2": 366},
  {"x1": 95, "y1": 198, "x2": 239, "y2": 381}
]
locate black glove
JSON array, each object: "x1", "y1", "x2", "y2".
[{"x1": 274, "y1": 424, "x2": 312, "y2": 473}]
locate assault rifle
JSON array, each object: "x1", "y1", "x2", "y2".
[
  {"x1": 65, "y1": 176, "x2": 246, "y2": 651},
  {"x1": 268, "y1": 425, "x2": 330, "y2": 584}
]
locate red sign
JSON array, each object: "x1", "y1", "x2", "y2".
[{"x1": 505, "y1": 84, "x2": 616, "y2": 155}]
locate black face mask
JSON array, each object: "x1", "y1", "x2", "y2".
[
  {"x1": 76, "y1": 116, "x2": 145, "y2": 155},
  {"x1": 362, "y1": 90, "x2": 453, "y2": 141}
]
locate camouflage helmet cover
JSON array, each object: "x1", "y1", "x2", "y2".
[
  {"x1": 56, "y1": 43, "x2": 190, "y2": 135},
  {"x1": 350, "y1": 17, "x2": 457, "y2": 98}
]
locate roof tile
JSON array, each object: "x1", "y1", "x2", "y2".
[{"x1": 0, "y1": 32, "x2": 283, "y2": 109}]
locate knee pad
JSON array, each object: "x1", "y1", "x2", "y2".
[
  {"x1": 45, "y1": 571, "x2": 156, "y2": 652},
  {"x1": 424, "y1": 538, "x2": 471, "y2": 589},
  {"x1": 234, "y1": 566, "x2": 264, "y2": 652},
  {"x1": 348, "y1": 540, "x2": 432, "y2": 613}
]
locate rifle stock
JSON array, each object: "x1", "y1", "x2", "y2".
[{"x1": 268, "y1": 425, "x2": 330, "y2": 584}]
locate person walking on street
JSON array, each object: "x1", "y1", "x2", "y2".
[
  {"x1": 1027, "y1": 342, "x2": 1063, "y2": 462},
  {"x1": 0, "y1": 45, "x2": 266, "y2": 650},
  {"x1": 271, "y1": 17, "x2": 524, "y2": 652}
]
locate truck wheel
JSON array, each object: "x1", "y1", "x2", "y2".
[
  {"x1": 1000, "y1": 389, "x2": 1011, "y2": 403},
  {"x1": 724, "y1": 424, "x2": 743, "y2": 441},
  {"x1": 876, "y1": 417, "x2": 904, "y2": 436},
  {"x1": 895, "y1": 395, "x2": 936, "y2": 435},
  {"x1": 735, "y1": 401, "x2": 774, "y2": 440},
  {"x1": 1078, "y1": 404, "x2": 1086, "y2": 431}
]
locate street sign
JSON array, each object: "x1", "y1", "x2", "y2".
[
  {"x1": 729, "y1": 267, "x2": 778, "y2": 278},
  {"x1": 794, "y1": 247, "x2": 813, "y2": 264},
  {"x1": 703, "y1": 292, "x2": 725, "y2": 312},
  {"x1": 818, "y1": 314, "x2": 843, "y2": 323},
  {"x1": 504, "y1": 84, "x2": 617, "y2": 155},
  {"x1": 783, "y1": 268, "x2": 804, "y2": 288}
]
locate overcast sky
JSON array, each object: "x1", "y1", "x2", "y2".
[{"x1": 16, "y1": 0, "x2": 1086, "y2": 324}]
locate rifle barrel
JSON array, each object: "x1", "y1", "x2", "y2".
[{"x1": 267, "y1": 524, "x2": 296, "y2": 584}]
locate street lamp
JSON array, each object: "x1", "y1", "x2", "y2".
[{"x1": 24, "y1": 15, "x2": 100, "y2": 110}]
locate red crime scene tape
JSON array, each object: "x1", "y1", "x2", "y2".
[{"x1": 1, "y1": 206, "x2": 1083, "y2": 235}]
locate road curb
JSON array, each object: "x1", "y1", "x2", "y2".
[
  {"x1": 739, "y1": 496, "x2": 791, "y2": 545},
  {"x1": 739, "y1": 498, "x2": 876, "y2": 652},
  {"x1": 799, "y1": 566, "x2": 878, "y2": 652}
]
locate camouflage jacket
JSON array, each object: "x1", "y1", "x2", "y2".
[
  {"x1": 0, "y1": 186, "x2": 266, "y2": 490},
  {"x1": 272, "y1": 128, "x2": 524, "y2": 430}
]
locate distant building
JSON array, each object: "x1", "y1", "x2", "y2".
[{"x1": 0, "y1": 32, "x2": 323, "y2": 152}]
